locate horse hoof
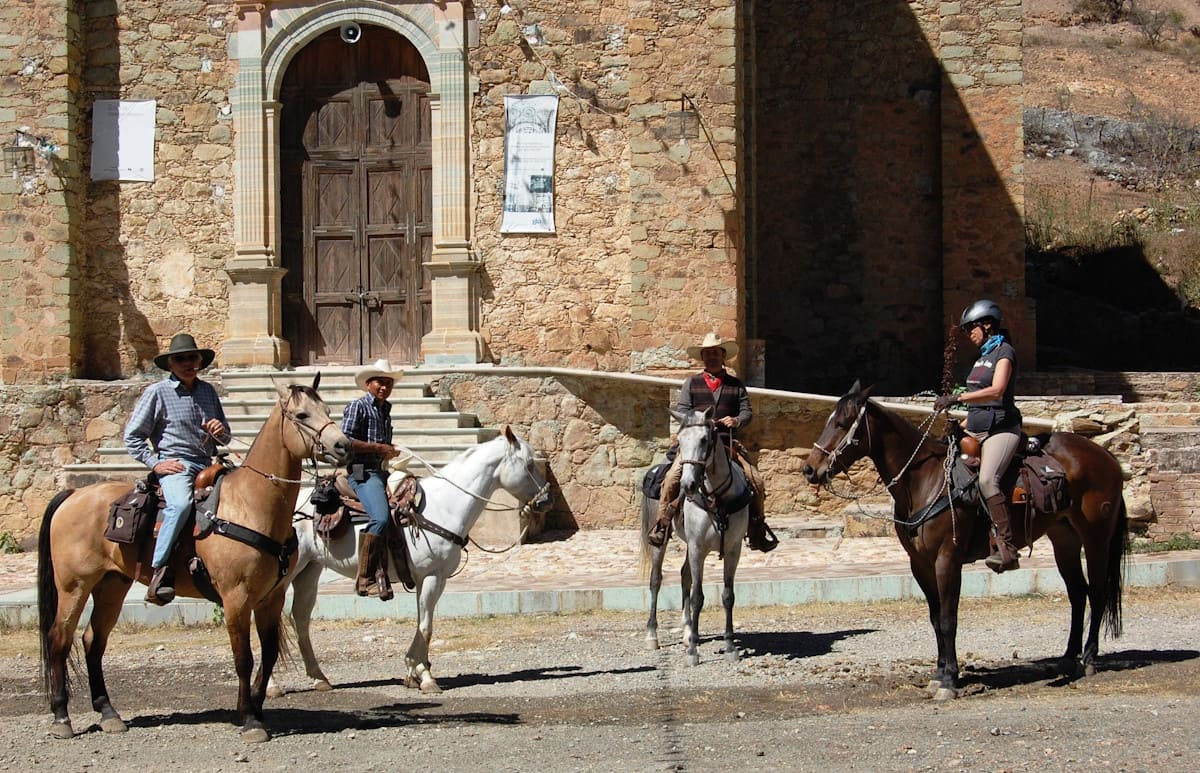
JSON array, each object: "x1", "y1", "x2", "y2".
[
  {"x1": 313, "y1": 679, "x2": 333, "y2": 692},
  {"x1": 1083, "y1": 662, "x2": 1096, "y2": 677},
  {"x1": 925, "y1": 680, "x2": 941, "y2": 696},
  {"x1": 266, "y1": 684, "x2": 284, "y2": 699},
  {"x1": 724, "y1": 647, "x2": 740, "y2": 662},
  {"x1": 48, "y1": 720, "x2": 74, "y2": 739},
  {"x1": 100, "y1": 716, "x2": 128, "y2": 734},
  {"x1": 419, "y1": 681, "x2": 443, "y2": 694},
  {"x1": 241, "y1": 726, "x2": 271, "y2": 743},
  {"x1": 686, "y1": 654, "x2": 699, "y2": 667},
  {"x1": 932, "y1": 687, "x2": 958, "y2": 702},
  {"x1": 645, "y1": 638, "x2": 660, "y2": 651}
]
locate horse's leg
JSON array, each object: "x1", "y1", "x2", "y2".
[
  {"x1": 1078, "y1": 509, "x2": 1118, "y2": 676},
  {"x1": 245, "y1": 588, "x2": 288, "y2": 742},
  {"x1": 406, "y1": 573, "x2": 446, "y2": 693},
  {"x1": 1045, "y1": 520, "x2": 1088, "y2": 677},
  {"x1": 930, "y1": 551, "x2": 964, "y2": 701},
  {"x1": 44, "y1": 585, "x2": 91, "y2": 739},
  {"x1": 268, "y1": 562, "x2": 330, "y2": 698},
  {"x1": 684, "y1": 545, "x2": 705, "y2": 667},
  {"x1": 645, "y1": 541, "x2": 666, "y2": 650},
  {"x1": 678, "y1": 553, "x2": 693, "y2": 648},
  {"x1": 908, "y1": 556, "x2": 946, "y2": 695},
  {"x1": 721, "y1": 541, "x2": 742, "y2": 661},
  {"x1": 82, "y1": 573, "x2": 134, "y2": 733},
  {"x1": 222, "y1": 598, "x2": 269, "y2": 742}
]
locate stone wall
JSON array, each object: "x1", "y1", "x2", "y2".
[{"x1": 470, "y1": 1, "x2": 741, "y2": 374}]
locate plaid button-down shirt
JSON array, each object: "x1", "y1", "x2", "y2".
[
  {"x1": 123, "y1": 375, "x2": 230, "y2": 468},
  {"x1": 341, "y1": 392, "x2": 393, "y2": 470}
]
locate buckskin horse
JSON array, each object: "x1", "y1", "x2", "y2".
[
  {"x1": 802, "y1": 381, "x2": 1128, "y2": 700},
  {"x1": 37, "y1": 376, "x2": 351, "y2": 742},
  {"x1": 641, "y1": 408, "x2": 751, "y2": 666},
  {"x1": 269, "y1": 426, "x2": 551, "y2": 696}
]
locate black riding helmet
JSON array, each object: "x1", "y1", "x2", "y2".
[{"x1": 959, "y1": 299, "x2": 1002, "y2": 330}]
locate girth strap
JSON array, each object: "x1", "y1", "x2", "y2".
[
  {"x1": 208, "y1": 516, "x2": 299, "y2": 581},
  {"x1": 412, "y1": 513, "x2": 468, "y2": 548}
]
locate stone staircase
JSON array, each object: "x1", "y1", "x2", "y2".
[
  {"x1": 1133, "y1": 401, "x2": 1200, "y2": 474},
  {"x1": 63, "y1": 367, "x2": 497, "y2": 487}
]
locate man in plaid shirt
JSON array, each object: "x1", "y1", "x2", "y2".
[
  {"x1": 124, "y1": 333, "x2": 230, "y2": 605},
  {"x1": 342, "y1": 359, "x2": 404, "y2": 601}
]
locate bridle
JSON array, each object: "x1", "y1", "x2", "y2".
[
  {"x1": 679, "y1": 418, "x2": 736, "y2": 502},
  {"x1": 810, "y1": 400, "x2": 870, "y2": 478},
  {"x1": 241, "y1": 387, "x2": 340, "y2": 485}
]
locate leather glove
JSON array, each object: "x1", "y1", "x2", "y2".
[{"x1": 933, "y1": 393, "x2": 957, "y2": 412}]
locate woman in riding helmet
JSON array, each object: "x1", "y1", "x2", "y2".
[{"x1": 935, "y1": 300, "x2": 1022, "y2": 572}]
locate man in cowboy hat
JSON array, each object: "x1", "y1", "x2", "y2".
[
  {"x1": 124, "y1": 333, "x2": 231, "y2": 605},
  {"x1": 646, "y1": 333, "x2": 777, "y2": 552},
  {"x1": 342, "y1": 358, "x2": 405, "y2": 601}
]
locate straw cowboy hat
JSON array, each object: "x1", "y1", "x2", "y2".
[
  {"x1": 153, "y1": 333, "x2": 216, "y2": 370},
  {"x1": 355, "y1": 358, "x2": 404, "y2": 390},
  {"x1": 686, "y1": 333, "x2": 739, "y2": 360}
]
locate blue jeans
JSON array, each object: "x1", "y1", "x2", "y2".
[
  {"x1": 152, "y1": 458, "x2": 208, "y2": 568},
  {"x1": 349, "y1": 469, "x2": 390, "y2": 535}
]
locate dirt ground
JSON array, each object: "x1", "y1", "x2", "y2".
[{"x1": 1, "y1": 586, "x2": 1197, "y2": 771}]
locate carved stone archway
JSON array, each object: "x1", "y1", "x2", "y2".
[{"x1": 224, "y1": 1, "x2": 483, "y2": 367}]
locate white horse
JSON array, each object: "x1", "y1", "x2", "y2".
[
  {"x1": 640, "y1": 408, "x2": 750, "y2": 666},
  {"x1": 268, "y1": 426, "x2": 551, "y2": 696}
]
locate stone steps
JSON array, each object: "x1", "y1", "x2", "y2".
[{"x1": 63, "y1": 368, "x2": 493, "y2": 487}]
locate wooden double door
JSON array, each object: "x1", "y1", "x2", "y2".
[{"x1": 280, "y1": 26, "x2": 432, "y2": 366}]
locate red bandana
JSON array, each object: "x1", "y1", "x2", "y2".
[{"x1": 703, "y1": 371, "x2": 723, "y2": 391}]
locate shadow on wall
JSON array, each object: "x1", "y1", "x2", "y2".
[
  {"x1": 750, "y1": 1, "x2": 1023, "y2": 396},
  {"x1": 1029, "y1": 245, "x2": 1200, "y2": 372}
]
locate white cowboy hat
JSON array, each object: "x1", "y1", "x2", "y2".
[
  {"x1": 355, "y1": 358, "x2": 404, "y2": 390},
  {"x1": 686, "y1": 333, "x2": 739, "y2": 360}
]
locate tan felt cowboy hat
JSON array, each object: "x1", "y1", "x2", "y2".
[
  {"x1": 686, "y1": 333, "x2": 739, "y2": 360},
  {"x1": 355, "y1": 358, "x2": 404, "y2": 390},
  {"x1": 154, "y1": 333, "x2": 216, "y2": 370}
]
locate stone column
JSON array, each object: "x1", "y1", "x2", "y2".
[
  {"x1": 223, "y1": 2, "x2": 290, "y2": 367},
  {"x1": 421, "y1": 3, "x2": 485, "y2": 364}
]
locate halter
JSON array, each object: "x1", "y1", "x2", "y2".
[
  {"x1": 241, "y1": 387, "x2": 338, "y2": 485},
  {"x1": 679, "y1": 418, "x2": 737, "y2": 507}
]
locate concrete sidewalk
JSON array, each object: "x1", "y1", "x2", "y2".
[{"x1": 3, "y1": 518, "x2": 1199, "y2": 627}]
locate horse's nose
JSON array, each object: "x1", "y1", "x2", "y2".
[{"x1": 802, "y1": 463, "x2": 817, "y2": 484}]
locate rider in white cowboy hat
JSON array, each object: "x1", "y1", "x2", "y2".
[
  {"x1": 646, "y1": 333, "x2": 777, "y2": 552},
  {"x1": 342, "y1": 358, "x2": 405, "y2": 600},
  {"x1": 124, "y1": 333, "x2": 231, "y2": 605}
]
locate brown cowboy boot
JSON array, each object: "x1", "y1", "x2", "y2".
[
  {"x1": 356, "y1": 533, "x2": 379, "y2": 596},
  {"x1": 145, "y1": 565, "x2": 175, "y2": 606},
  {"x1": 647, "y1": 464, "x2": 683, "y2": 548},
  {"x1": 745, "y1": 497, "x2": 778, "y2": 553},
  {"x1": 373, "y1": 536, "x2": 394, "y2": 602},
  {"x1": 984, "y1": 492, "x2": 1020, "y2": 573}
]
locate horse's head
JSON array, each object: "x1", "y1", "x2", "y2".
[
  {"x1": 670, "y1": 407, "x2": 717, "y2": 497},
  {"x1": 498, "y1": 425, "x2": 552, "y2": 514},
  {"x1": 276, "y1": 375, "x2": 353, "y2": 465},
  {"x1": 803, "y1": 380, "x2": 873, "y2": 484}
]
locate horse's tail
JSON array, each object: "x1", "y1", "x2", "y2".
[
  {"x1": 38, "y1": 489, "x2": 74, "y2": 695},
  {"x1": 637, "y1": 495, "x2": 654, "y2": 578},
  {"x1": 1103, "y1": 495, "x2": 1129, "y2": 639}
]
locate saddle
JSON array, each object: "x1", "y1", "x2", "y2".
[
  {"x1": 308, "y1": 470, "x2": 423, "y2": 591},
  {"x1": 908, "y1": 432, "x2": 1071, "y2": 529}
]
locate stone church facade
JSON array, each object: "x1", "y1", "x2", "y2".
[{"x1": 0, "y1": 0, "x2": 1031, "y2": 535}]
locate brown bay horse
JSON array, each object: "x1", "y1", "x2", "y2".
[
  {"x1": 802, "y1": 381, "x2": 1128, "y2": 701},
  {"x1": 37, "y1": 376, "x2": 351, "y2": 741}
]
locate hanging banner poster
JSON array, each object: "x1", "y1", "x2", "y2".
[
  {"x1": 501, "y1": 94, "x2": 558, "y2": 234},
  {"x1": 91, "y1": 99, "x2": 156, "y2": 182}
]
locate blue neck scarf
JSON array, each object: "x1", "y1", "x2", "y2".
[{"x1": 980, "y1": 334, "x2": 1004, "y2": 356}]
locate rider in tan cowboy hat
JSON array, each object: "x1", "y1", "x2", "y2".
[
  {"x1": 646, "y1": 333, "x2": 777, "y2": 552},
  {"x1": 343, "y1": 358, "x2": 405, "y2": 600}
]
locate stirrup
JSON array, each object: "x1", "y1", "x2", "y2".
[{"x1": 747, "y1": 522, "x2": 779, "y2": 553}]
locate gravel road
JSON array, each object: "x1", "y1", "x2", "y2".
[{"x1": 1, "y1": 586, "x2": 1197, "y2": 771}]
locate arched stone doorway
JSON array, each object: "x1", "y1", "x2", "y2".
[
  {"x1": 279, "y1": 26, "x2": 432, "y2": 366},
  {"x1": 223, "y1": 3, "x2": 483, "y2": 369}
]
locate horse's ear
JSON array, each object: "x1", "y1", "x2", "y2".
[
  {"x1": 848, "y1": 379, "x2": 862, "y2": 396},
  {"x1": 503, "y1": 425, "x2": 518, "y2": 446},
  {"x1": 311, "y1": 372, "x2": 321, "y2": 392},
  {"x1": 860, "y1": 383, "x2": 874, "y2": 400},
  {"x1": 275, "y1": 381, "x2": 291, "y2": 400},
  {"x1": 669, "y1": 407, "x2": 689, "y2": 425}
]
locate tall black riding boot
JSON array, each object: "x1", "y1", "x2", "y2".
[
  {"x1": 745, "y1": 494, "x2": 778, "y2": 553},
  {"x1": 984, "y1": 492, "x2": 1020, "y2": 573}
]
